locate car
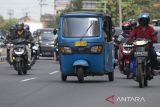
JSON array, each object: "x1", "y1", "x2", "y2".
[
  {"x1": 36, "y1": 28, "x2": 56, "y2": 57},
  {"x1": 153, "y1": 26, "x2": 160, "y2": 68}
]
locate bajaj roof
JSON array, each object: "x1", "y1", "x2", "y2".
[{"x1": 61, "y1": 11, "x2": 110, "y2": 17}]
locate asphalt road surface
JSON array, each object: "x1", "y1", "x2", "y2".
[{"x1": 0, "y1": 57, "x2": 160, "y2": 107}]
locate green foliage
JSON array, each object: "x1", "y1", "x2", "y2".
[
  {"x1": 0, "y1": 16, "x2": 17, "y2": 31},
  {"x1": 97, "y1": 0, "x2": 160, "y2": 26},
  {"x1": 55, "y1": 0, "x2": 83, "y2": 27}
]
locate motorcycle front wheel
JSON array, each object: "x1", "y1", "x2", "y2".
[
  {"x1": 137, "y1": 62, "x2": 145, "y2": 88},
  {"x1": 16, "y1": 62, "x2": 22, "y2": 75}
]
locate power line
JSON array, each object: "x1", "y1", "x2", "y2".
[
  {"x1": 7, "y1": 9, "x2": 14, "y2": 20},
  {"x1": 37, "y1": 0, "x2": 48, "y2": 17}
]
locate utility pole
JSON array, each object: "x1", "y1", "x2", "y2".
[
  {"x1": 38, "y1": 0, "x2": 47, "y2": 19},
  {"x1": 22, "y1": 8, "x2": 30, "y2": 17},
  {"x1": 118, "y1": 0, "x2": 122, "y2": 27},
  {"x1": 7, "y1": 9, "x2": 14, "y2": 20},
  {"x1": 104, "y1": 0, "x2": 107, "y2": 13}
]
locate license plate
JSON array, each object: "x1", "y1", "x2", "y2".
[
  {"x1": 74, "y1": 41, "x2": 87, "y2": 47},
  {"x1": 134, "y1": 52, "x2": 148, "y2": 57}
]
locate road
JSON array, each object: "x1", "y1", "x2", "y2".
[{"x1": 0, "y1": 57, "x2": 160, "y2": 107}]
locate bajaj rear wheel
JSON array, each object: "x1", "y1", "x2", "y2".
[
  {"x1": 61, "y1": 73, "x2": 67, "y2": 82},
  {"x1": 108, "y1": 72, "x2": 114, "y2": 81}
]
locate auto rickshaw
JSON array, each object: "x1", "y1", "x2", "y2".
[{"x1": 57, "y1": 11, "x2": 115, "y2": 83}]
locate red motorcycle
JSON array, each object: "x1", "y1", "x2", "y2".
[{"x1": 118, "y1": 35, "x2": 134, "y2": 78}]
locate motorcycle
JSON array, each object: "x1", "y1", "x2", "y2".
[
  {"x1": 132, "y1": 38, "x2": 152, "y2": 88},
  {"x1": 30, "y1": 42, "x2": 40, "y2": 66},
  {"x1": 6, "y1": 42, "x2": 14, "y2": 65},
  {"x1": 32, "y1": 42, "x2": 39, "y2": 60},
  {"x1": 118, "y1": 35, "x2": 134, "y2": 78},
  {"x1": 12, "y1": 38, "x2": 30, "y2": 75},
  {"x1": 54, "y1": 44, "x2": 59, "y2": 61},
  {"x1": 119, "y1": 43, "x2": 134, "y2": 78}
]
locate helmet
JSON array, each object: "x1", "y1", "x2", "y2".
[
  {"x1": 121, "y1": 21, "x2": 132, "y2": 35},
  {"x1": 128, "y1": 19, "x2": 137, "y2": 29},
  {"x1": 138, "y1": 12, "x2": 150, "y2": 26},
  {"x1": 16, "y1": 22, "x2": 24, "y2": 30},
  {"x1": 122, "y1": 21, "x2": 132, "y2": 31},
  {"x1": 24, "y1": 24, "x2": 30, "y2": 30},
  {"x1": 9, "y1": 25, "x2": 16, "y2": 32}
]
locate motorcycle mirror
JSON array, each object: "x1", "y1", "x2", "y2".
[
  {"x1": 152, "y1": 31, "x2": 158, "y2": 36},
  {"x1": 112, "y1": 28, "x2": 116, "y2": 35},
  {"x1": 33, "y1": 31, "x2": 37, "y2": 36}
]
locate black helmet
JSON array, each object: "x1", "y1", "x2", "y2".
[
  {"x1": 16, "y1": 22, "x2": 24, "y2": 30},
  {"x1": 138, "y1": 12, "x2": 150, "y2": 26},
  {"x1": 129, "y1": 19, "x2": 137, "y2": 28},
  {"x1": 24, "y1": 24, "x2": 30, "y2": 30},
  {"x1": 9, "y1": 25, "x2": 16, "y2": 32}
]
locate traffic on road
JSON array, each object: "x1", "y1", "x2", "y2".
[{"x1": 1, "y1": 2, "x2": 160, "y2": 106}]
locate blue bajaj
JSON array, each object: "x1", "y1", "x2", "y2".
[{"x1": 58, "y1": 12, "x2": 115, "y2": 83}]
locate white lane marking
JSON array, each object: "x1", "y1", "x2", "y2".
[
  {"x1": 49, "y1": 71, "x2": 59, "y2": 75},
  {"x1": 21, "y1": 77, "x2": 37, "y2": 82}
]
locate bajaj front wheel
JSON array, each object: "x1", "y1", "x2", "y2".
[{"x1": 77, "y1": 67, "x2": 84, "y2": 83}]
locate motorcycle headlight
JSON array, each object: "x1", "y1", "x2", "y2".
[
  {"x1": 50, "y1": 43, "x2": 54, "y2": 47},
  {"x1": 133, "y1": 40, "x2": 148, "y2": 46},
  {"x1": 123, "y1": 49, "x2": 131, "y2": 54},
  {"x1": 61, "y1": 47, "x2": 72, "y2": 54},
  {"x1": 14, "y1": 48, "x2": 24, "y2": 55},
  {"x1": 91, "y1": 45, "x2": 102, "y2": 54},
  {"x1": 33, "y1": 46, "x2": 38, "y2": 50}
]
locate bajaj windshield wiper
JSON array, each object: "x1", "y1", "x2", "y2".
[{"x1": 80, "y1": 22, "x2": 94, "y2": 41}]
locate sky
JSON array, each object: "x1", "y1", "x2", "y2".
[{"x1": 0, "y1": 0, "x2": 55, "y2": 21}]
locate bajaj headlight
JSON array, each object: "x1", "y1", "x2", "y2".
[
  {"x1": 61, "y1": 47, "x2": 72, "y2": 54},
  {"x1": 91, "y1": 45, "x2": 102, "y2": 54}
]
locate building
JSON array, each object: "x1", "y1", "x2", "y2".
[
  {"x1": 54, "y1": 0, "x2": 71, "y2": 14},
  {"x1": 82, "y1": 0, "x2": 97, "y2": 11},
  {"x1": 54, "y1": 0, "x2": 98, "y2": 13}
]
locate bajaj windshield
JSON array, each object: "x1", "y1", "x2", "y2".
[{"x1": 62, "y1": 17, "x2": 100, "y2": 38}]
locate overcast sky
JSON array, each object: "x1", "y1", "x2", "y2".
[{"x1": 0, "y1": 0, "x2": 55, "y2": 21}]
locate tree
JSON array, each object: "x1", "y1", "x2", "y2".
[
  {"x1": 70, "y1": 0, "x2": 82, "y2": 11},
  {"x1": 0, "y1": 16, "x2": 17, "y2": 31},
  {"x1": 55, "y1": 0, "x2": 82, "y2": 27},
  {"x1": 96, "y1": 0, "x2": 120, "y2": 26}
]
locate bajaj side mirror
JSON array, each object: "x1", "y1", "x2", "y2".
[{"x1": 53, "y1": 29, "x2": 57, "y2": 35}]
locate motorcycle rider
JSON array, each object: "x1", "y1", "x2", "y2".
[
  {"x1": 11, "y1": 22, "x2": 33, "y2": 67},
  {"x1": 128, "y1": 19, "x2": 137, "y2": 30},
  {"x1": 118, "y1": 21, "x2": 133, "y2": 73},
  {"x1": 6, "y1": 25, "x2": 16, "y2": 64},
  {"x1": 24, "y1": 24, "x2": 35, "y2": 62},
  {"x1": 128, "y1": 12, "x2": 158, "y2": 78},
  {"x1": 53, "y1": 29, "x2": 58, "y2": 60}
]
